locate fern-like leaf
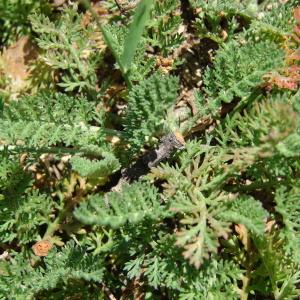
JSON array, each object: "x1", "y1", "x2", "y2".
[
  {"x1": 0, "y1": 93, "x2": 101, "y2": 151},
  {"x1": 203, "y1": 40, "x2": 285, "y2": 114},
  {"x1": 75, "y1": 181, "x2": 168, "y2": 228},
  {"x1": 124, "y1": 72, "x2": 179, "y2": 155},
  {"x1": 0, "y1": 241, "x2": 104, "y2": 299}
]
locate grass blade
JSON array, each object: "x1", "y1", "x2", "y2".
[{"x1": 121, "y1": 0, "x2": 154, "y2": 73}]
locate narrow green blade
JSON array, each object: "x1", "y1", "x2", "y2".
[{"x1": 121, "y1": 0, "x2": 154, "y2": 73}]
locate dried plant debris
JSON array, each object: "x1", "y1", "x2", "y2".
[{"x1": 0, "y1": 36, "x2": 38, "y2": 100}]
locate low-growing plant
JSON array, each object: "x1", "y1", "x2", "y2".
[{"x1": 1, "y1": 1, "x2": 300, "y2": 299}]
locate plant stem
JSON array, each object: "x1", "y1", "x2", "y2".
[{"x1": 43, "y1": 209, "x2": 67, "y2": 239}]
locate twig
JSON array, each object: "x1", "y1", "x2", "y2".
[
  {"x1": 111, "y1": 131, "x2": 185, "y2": 192},
  {"x1": 102, "y1": 283, "x2": 118, "y2": 300},
  {"x1": 114, "y1": 0, "x2": 125, "y2": 13}
]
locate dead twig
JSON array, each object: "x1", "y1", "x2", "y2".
[{"x1": 111, "y1": 131, "x2": 185, "y2": 193}]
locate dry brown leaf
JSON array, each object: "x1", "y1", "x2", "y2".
[
  {"x1": 156, "y1": 56, "x2": 174, "y2": 74},
  {"x1": 294, "y1": 7, "x2": 300, "y2": 23},
  {"x1": 1, "y1": 36, "x2": 38, "y2": 98},
  {"x1": 235, "y1": 224, "x2": 249, "y2": 249},
  {"x1": 51, "y1": 0, "x2": 66, "y2": 7},
  {"x1": 174, "y1": 130, "x2": 185, "y2": 145},
  {"x1": 265, "y1": 220, "x2": 276, "y2": 233},
  {"x1": 32, "y1": 240, "x2": 53, "y2": 257}
]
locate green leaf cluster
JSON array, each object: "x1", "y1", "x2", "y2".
[
  {"x1": 0, "y1": 241, "x2": 104, "y2": 300},
  {"x1": 1, "y1": 1, "x2": 300, "y2": 299},
  {"x1": 75, "y1": 181, "x2": 168, "y2": 228},
  {"x1": 0, "y1": 0, "x2": 50, "y2": 46},
  {"x1": 30, "y1": 5, "x2": 101, "y2": 95},
  {"x1": 124, "y1": 72, "x2": 179, "y2": 155},
  {"x1": 0, "y1": 92, "x2": 99, "y2": 150}
]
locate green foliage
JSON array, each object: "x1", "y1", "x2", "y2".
[
  {"x1": 0, "y1": 189, "x2": 55, "y2": 245},
  {"x1": 0, "y1": 151, "x2": 55, "y2": 246},
  {"x1": 0, "y1": 0, "x2": 50, "y2": 46},
  {"x1": 124, "y1": 72, "x2": 179, "y2": 155},
  {"x1": 30, "y1": 5, "x2": 101, "y2": 95},
  {"x1": 99, "y1": 0, "x2": 155, "y2": 84},
  {"x1": 71, "y1": 152, "x2": 120, "y2": 179},
  {"x1": 191, "y1": 0, "x2": 259, "y2": 17},
  {"x1": 220, "y1": 195, "x2": 268, "y2": 235},
  {"x1": 101, "y1": 23, "x2": 155, "y2": 82},
  {"x1": 1, "y1": 1, "x2": 300, "y2": 299},
  {"x1": 247, "y1": 3, "x2": 295, "y2": 42},
  {"x1": 75, "y1": 181, "x2": 167, "y2": 228},
  {"x1": 3, "y1": 92, "x2": 94, "y2": 123},
  {"x1": 123, "y1": 234, "x2": 242, "y2": 299},
  {"x1": 275, "y1": 186, "x2": 300, "y2": 263},
  {"x1": 216, "y1": 97, "x2": 298, "y2": 149},
  {"x1": 252, "y1": 234, "x2": 300, "y2": 299},
  {"x1": 151, "y1": 143, "x2": 266, "y2": 268},
  {"x1": 148, "y1": 0, "x2": 184, "y2": 56},
  {"x1": 121, "y1": 0, "x2": 154, "y2": 73},
  {"x1": 172, "y1": 189, "x2": 231, "y2": 268},
  {"x1": 192, "y1": 0, "x2": 295, "y2": 43},
  {"x1": 0, "y1": 92, "x2": 100, "y2": 150},
  {"x1": 99, "y1": 0, "x2": 183, "y2": 82},
  {"x1": 192, "y1": 0, "x2": 256, "y2": 42},
  {"x1": 0, "y1": 241, "x2": 104, "y2": 300},
  {"x1": 203, "y1": 39, "x2": 285, "y2": 114},
  {"x1": 178, "y1": 258, "x2": 242, "y2": 299}
]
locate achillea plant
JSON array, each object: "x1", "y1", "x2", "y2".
[{"x1": 1, "y1": 1, "x2": 300, "y2": 299}]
